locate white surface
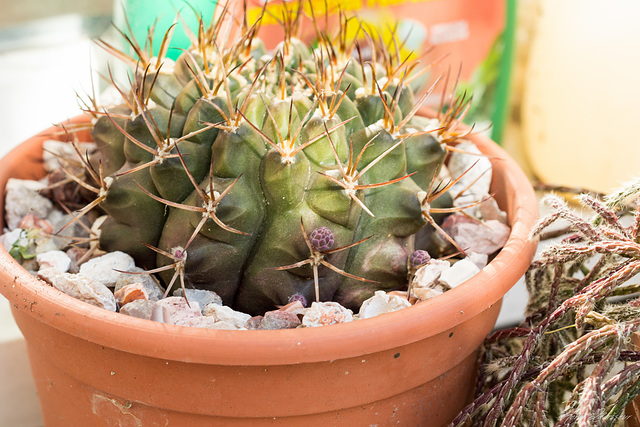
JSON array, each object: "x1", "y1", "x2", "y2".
[
  {"x1": 0, "y1": 15, "x2": 101, "y2": 427},
  {"x1": 0, "y1": 296, "x2": 43, "y2": 427},
  {"x1": 495, "y1": 273, "x2": 529, "y2": 329},
  {"x1": 0, "y1": 21, "x2": 95, "y2": 159},
  {"x1": 522, "y1": 0, "x2": 640, "y2": 193},
  {"x1": 0, "y1": 296, "x2": 24, "y2": 343}
]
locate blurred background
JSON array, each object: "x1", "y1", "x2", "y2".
[{"x1": 1, "y1": 0, "x2": 639, "y2": 425}]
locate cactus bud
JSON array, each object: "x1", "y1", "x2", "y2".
[
  {"x1": 410, "y1": 250, "x2": 431, "y2": 268},
  {"x1": 288, "y1": 293, "x2": 308, "y2": 307},
  {"x1": 310, "y1": 227, "x2": 335, "y2": 252}
]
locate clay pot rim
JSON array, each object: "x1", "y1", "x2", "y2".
[{"x1": 0, "y1": 112, "x2": 538, "y2": 366}]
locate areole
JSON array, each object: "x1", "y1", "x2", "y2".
[{"x1": 0, "y1": 112, "x2": 538, "y2": 425}]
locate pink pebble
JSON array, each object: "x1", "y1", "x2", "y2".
[
  {"x1": 259, "y1": 310, "x2": 301, "y2": 330},
  {"x1": 442, "y1": 214, "x2": 510, "y2": 255},
  {"x1": 18, "y1": 214, "x2": 53, "y2": 234}
]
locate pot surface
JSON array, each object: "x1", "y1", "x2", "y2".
[{"x1": 0, "y1": 113, "x2": 538, "y2": 425}]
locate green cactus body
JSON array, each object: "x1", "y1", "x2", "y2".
[
  {"x1": 90, "y1": 105, "x2": 131, "y2": 176},
  {"x1": 138, "y1": 61, "x2": 185, "y2": 110},
  {"x1": 91, "y1": 10, "x2": 468, "y2": 315},
  {"x1": 99, "y1": 169, "x2": 166, "y2": 268}
]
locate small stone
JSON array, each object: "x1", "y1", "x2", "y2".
[
  {"x1": 411, "y1": 259, "x2": 451, "y2": 289},
  {"x1": 79, "y1": 251, "x2": 136, "y2": 287},
  {"x1": 33, "y1": 235, "x2": 59, "y2": 255},
  {"x1": 18, "y1": 214, "x2": 53, "y2": 234},
  {"x1": 0, "y1": 228, "x2": 27, "y2": 252},
  {"x1": 478, "y1": 197, "x2": 508, "y2": 224},
  {"x1": 114, "y1": 283, "x2": 149, "y2": 306},
  {"x1": 259, "y1": 310, "x2": 301, "y2": 330},
  {"x1": 387, "y1": 290, "x2": 410, "y2": 299},
  {"x1": 155, "y1": 297, "x2": 202, "y2": 324},
  {"x1": 442, "y1": 214, "x2": 510, "y2": 255},
  {"x1": 5, "y1": 179, "x2": 52, "y2": 230},
  {"x1": 36, "y1": 250, "x2": 72, "y2": 272},
  {"x1": 43, "y1": 270, "x2": 117, "y2": 311},
  {"x1": 65, "y1": 247, "x2": 91, "y2": 273},
  {"x1": 115, "y1": 268, "x2": 164, "y2": 301},
  {"x1": 358, "y1": 291, "x2": 411, "y2": 319},
  {"x1": 411, "y1": 286, "x2": 445, "y2": 301},
  {"x1": 447, "y1": 142, "x2": 492, "y2": 202},
  {"x1": 150, "y1": 304, "x2": 170, "y2": 323},
  {"x1": 47, "y1": 211, "x2": 90, "y2": 244},
  {"x1": 37, "y1": 267, "x2": 61, "y2": 285},
  {"x1": 438, "y1": 258, "x2": 481, "y2": 288},
  {"x1": 205, "y1": 320, "x2": 240, "y2": 330},
  {"x1": 202, "y1": 303, "x2": 251, "y2": 330},
  {"x1": 120, "y1": 299, "x2": 157, "y2": 320},
  {"x1": 245, "y1": 316, "x2": 264, "y2": 330},
  {"x1": 302, "y1": 302, "x2": 354, "y2": 327},
  {"x1": 409, "y1": 259, "x2": 452, "y2": 301},
  {"x1": 278, "y1": 301, "x2": 307, "y2": 316},
  {"x1": 468, "y1": 252, "x2": 489, "y2": 270},
  {"x1": 173, "y1": 288, "x2": 223, "y2": 311},
  {"x1": 172, "y1": 316, "x2": 223, "y2": 329}
]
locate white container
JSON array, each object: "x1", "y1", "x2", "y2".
[{"x1": 522, "y1": 0, "x2": 640, "y2": 193}]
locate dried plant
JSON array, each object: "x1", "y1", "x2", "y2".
[{"x1": 451, "y1": 180, "x2": 640, "y2": 426}]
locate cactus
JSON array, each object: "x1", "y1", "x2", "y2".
[{"x1": 74, "y1": 5, "x2": 478, "y2": 315}]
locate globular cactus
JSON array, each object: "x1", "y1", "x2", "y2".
[{"x1": 78, "y1": 5, "x2": 475, "y2": 315}]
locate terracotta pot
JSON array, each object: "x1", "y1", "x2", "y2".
[{"x1": 0, "y1": 114, "x2": 538, "y2": 426}]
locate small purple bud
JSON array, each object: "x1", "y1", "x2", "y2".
[
  {"x1": 171, "y1": 246, "x2": 186, "y2": 260},
  {"x1": 410, "y1": 250, "x2": 431, "y2": 268},
  {"x1": 288, "y1": 293, "x2": 307, "y2": 307},
  {"x1": 309, "y1": 227, "x2": 334, "y2": 252}
]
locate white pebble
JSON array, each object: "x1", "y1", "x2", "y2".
[
  {"x1": 5, "y1": 179, "x2": 52, "y2": 230},
  {"x1": 447, "y1": 141, "x2": 492, "y2": 201},
  {"x1": 302, "y1": 302, "x2": 354, "y2": 327},
  {"x1": 202, "y1": 303, "x2": 251, "y2": 330},
  {"x1": 155, "y1": 297, "x2": 202, "y2": 324},
  {"x1": 468, "y1": 252, "x2": 489, "y2": 270},
  {"x1": 47, "y1": 211, "x2": 87, "y2": 245},
  {"x1": 173, "y1": 317, "x2": 236, "y2": 329},
  {"x1": 411, "y1": 286, "x2": 445, "y2": 301},
  {"x1": 0, "y1": 228, "x2": 25, "y2": 251},
  {"x1": 477, "y1": 197, "x2": 508, "y2": 224},
  {"x1": 36, "y1": 250, "x2": 72, "y2": 272},
  {"x1": 79, "y1": 251, "x2": 136, "y2": 287},
  {"x1": 33, "y1": 236, "x2": 59, "y2": 255},
  {"x1": 411, "y1": 259, "x2": 451, "y2": 289},
  {"x1": 36, "y1": 267, "x2": 60, "y2": 285},
  {"x1": 173, "y1": 288, "x2": 223, "y2": 311},
  {"x1": 120, "y1": 299, "x2": 157, "y2": 320},
  {"x1": 40, "y1": 269, "x2": 117, "y2": 311},
  {"x1": 358, "y1": 291, "x2": 411, "y2": 319},
  {"x1": 443, "y1": 215, "x2": 511, "y2": 255},
  {"x1": 438, "y1": 258, "x2": 481, "y2": 289}
]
